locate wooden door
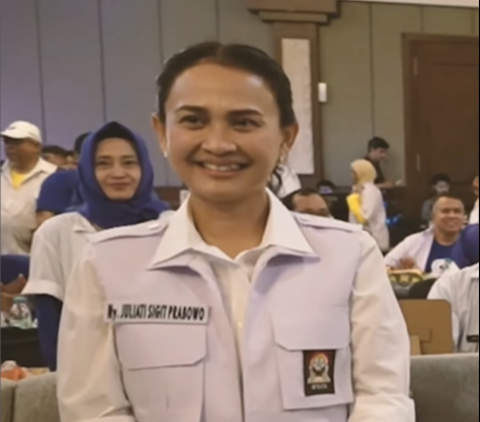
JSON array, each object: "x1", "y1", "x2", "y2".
[{"x1": 403, "y1": 35, "x2": 479, "y2": 219}]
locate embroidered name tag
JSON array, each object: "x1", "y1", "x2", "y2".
[
  {"x1": 105, "y1": 303, "x2": 209, "y2": 325},
  {"x1": 303, "y1": 350, "x2": 336, "y2": 396}
]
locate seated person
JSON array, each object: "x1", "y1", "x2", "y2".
[
  {"x1": 428, "y1": 263, "x2": 479, "y2": 353},
  {"x1": 64, "y1": 150, "x2": 78, "y2": 170},
  {"x1": 41, "y1": 145, "x2": 68, "y2": 168},
  {"x1": 452, "y1": 224, "x2": 479, "y2": 269},
  {"x1": 385, "y1": 195, "x2": 465, "y2": 276},
  {"x1": 421, "y1": 173, "x2": 451, "y2": 223},
  {"x1": 23, "y1": 121, "x2": 171, "y2": 371},
  {"x1": 282, "y1": 188, "x2": 330, "y2": 217},
  {"x1": 35, "y1": 133, "x2": 88, "y2": 227},
  {"x1": 470, "y1": 175, "x2": 479, "y2": 224}
]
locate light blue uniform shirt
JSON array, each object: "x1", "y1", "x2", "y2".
[{"x1": 57, "y1": 191, "x2": 414, "y2": 422}]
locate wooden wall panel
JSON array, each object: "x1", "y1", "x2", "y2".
[
  {"x1": 423, "y1": 6, "x2": 474, "y2": 35},
  {"x1": 100, "y1": 0, "x2": 168, "y2": 185},
  {"x1": 371, "y1": 4, "x2": 422, "y2": 182},
  {"x1": 0, "y1": 0, "x2": 43, "y2": 139},
  {"x1": 159, "y1": 0, "x2": 218, "y2": 186},
  {"x1": 37, "y1": 0, "x2": 105, "y2": 148},
  {"x1": 320, "y1": 2, "x2": 373, "y2": 185},
  {"x1": 218, "y1": 0, "x2": 274, "y2": 56}
]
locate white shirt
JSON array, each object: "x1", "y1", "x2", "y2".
[
  {"x1": 384, "y1": 228, "x2": 457, "y2": 276},
  {"x1": 57, "y1": 191, "x2": 413, "y2": 422},
  {"x1": 349, "y1": 182, "x2": 390, "y2": 251},
  {"x1": 469, "y1": 199, "x2": 479, "y2": 225},
  {"x1": 22, "y1": 212, "x2": 96, "y2": 301},
  {"x1": 0, "y1": 159, "x2": 57, "y2": 254},
  {"x1": 273, "y1": 164, "x2": 301, "y2": 199},
  {"x1": 429, "y1": 264, "x2": 479, "y2": 353}
]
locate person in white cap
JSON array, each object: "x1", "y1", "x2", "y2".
[{"x1": 1, "y1": 121, "x2": 57, "y2": 255}]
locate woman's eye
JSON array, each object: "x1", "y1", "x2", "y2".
[
  {"x1": 180, "y1": 115, "x2": 204, "y2": 127},
  {"x1": 233, "y1": 118, "x2": 259, "y2": 130}
]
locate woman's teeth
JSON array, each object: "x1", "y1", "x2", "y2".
[{"x1": 203, "y1": 163, "x2": 241, "y2": 172}]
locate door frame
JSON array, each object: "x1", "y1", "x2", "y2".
[{"x1": 402, "y1": 33, "x2": 479, "y2": 219}]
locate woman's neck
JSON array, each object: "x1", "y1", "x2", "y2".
[
  {"x1": 189, "y1": 191, "x2": 270, "y2": 259},
  {"x1": 434, "y1": 229, "x2": 460, "y2": 246}
]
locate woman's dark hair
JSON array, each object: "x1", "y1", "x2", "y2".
[
  {"x1": 156, "y1": 42, "x2": 296, "y2": 127},
  {"x1": 430, "y1": 173, "x2": 452, "y2": 185},
  {"x1": 155, "y1": 42, "x2": 297, "y2": 194},
  {"x1": 42, "y1": 145, "x2": 68, "y2": 157}
]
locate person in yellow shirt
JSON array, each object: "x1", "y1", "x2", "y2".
[
  {"x1": 348, "y1": 159, "x2": 390, "y2": 251},
  {"x1": 1, "y1": 121, "x2": 56, "y2": 254}
]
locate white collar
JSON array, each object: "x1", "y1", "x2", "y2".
[
  {"x1": 2, "y1": 158, "x2": 56, "y2": 176},
  {"x1": 149, "y1": 189, "x2": 315, "y2": 267},
  {"x1": 72, "y1": 213, "x2": 97, "y2": 234}
]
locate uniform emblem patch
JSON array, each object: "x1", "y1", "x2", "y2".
[{"x1": 303, "y1": 350, "x2": 336, "y2": 396}]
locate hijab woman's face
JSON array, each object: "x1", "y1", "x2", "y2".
[
  {"x1": 94, "y1": 138, "x2": 141, "y2": 201},
  {"x1": 153, "y1": 63, "x2": 297, "y2": 204},
  {"x1": 351, "y1": 169, "x2": 359, "y2": 185}
]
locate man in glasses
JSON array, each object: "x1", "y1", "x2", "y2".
[{"x1": 1, "y1": 121, "x2": 56, "y2": 254}]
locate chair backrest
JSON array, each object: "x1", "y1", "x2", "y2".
[
  {"x1": 13, "y1": 373, "x2": 59, "y2": 422},
  {"x1": 1, "y1": 379, "x2": 16, "y2": 422},
  {"x1": 411, "y1": 354, "x2": 479, "y2": 422}
]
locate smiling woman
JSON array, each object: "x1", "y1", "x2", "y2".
[
  {"x1": 57, "y1": 42, "x2": 414, "y2": 422},
  {"x1": 22, "y1": 121, "x2": 171, "y2": 370}
]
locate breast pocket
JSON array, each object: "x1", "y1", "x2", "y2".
[
  {"x1": 273, "y1": 308, "x2": 354, "y2": 411},
  {"x1": 115, "y1": 323, "x2": 206, "y2": 421}
]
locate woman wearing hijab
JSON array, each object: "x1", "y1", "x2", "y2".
[
  {"x1": 348, "y1": 159, "x2": 390, "y2": 251},
  {"x1": 22, "y1": 121, "x2": 170, "y2": 370}
]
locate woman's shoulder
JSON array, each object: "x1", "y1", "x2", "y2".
[
  {"x1": 294, "y1": 213, "x2": 362, "y2": 232},
  {"x1": 36, "y1": 212, "x2": 85, "y2": 238},
  {"x1": 90, "y1": 213, "x2": 172, "y2": 247}
]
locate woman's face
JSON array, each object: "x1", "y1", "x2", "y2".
[
  {"x1": 94, "y1": 138, "x2": 141, "y2": 201},
  {"x1": 153, "y1": 63, "x2": 298, "y2": 203},
  {"x1": 351, "y1": 169, "x2": 359, "y2": 185}
]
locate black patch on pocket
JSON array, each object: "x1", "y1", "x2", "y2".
[{"x1": 303, "y1": 350, "x2": 336, "y2": 396}]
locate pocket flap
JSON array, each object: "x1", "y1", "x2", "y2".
[
  {"x1": 118, "y1": 324, "x2": 207, "y2": 370},
  {"x1": 273, "y1": 307, "x2": 350, "y2": 351}
]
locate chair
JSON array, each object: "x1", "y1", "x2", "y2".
[
  {"x1": 1, "y1": 355, "x2": 478, "y2": 422},
  {"x1": 411, "y1": 354, "x2": 479, "y2": 422}
]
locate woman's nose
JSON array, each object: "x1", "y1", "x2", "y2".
[{"x1": 201, "y1": 127, "x2": 237, "y2": 154}]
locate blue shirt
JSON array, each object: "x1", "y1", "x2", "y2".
[
  {"x1": 452, "y1": 225, "x2": 479, "y2": 269},
  {"x1": 36, "y1": 169, "x2": 82, "y2": 214},
  {"x1": 425, "y1": 240, "x2": 455, "y2": 274}
]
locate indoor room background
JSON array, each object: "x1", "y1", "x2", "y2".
[{"x1": 1, "y1": 0, "x2": 478, "y2": 187}]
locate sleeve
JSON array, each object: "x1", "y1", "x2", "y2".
[
  {"x1": 347, "y1": 194, "x2": 366, "y2": 225},
  {"x1": 384, "y1": 239, "x2": 408, "y2": 269},
  {"x1": 428, "y1": 273, "x2": 460, "y2": 350},
  {"x1": 36, "y1": 173, "x2": 71, "y2": 214},
  {"x1": 348, "y1": 233, "x2": 415, "y2": 422},
  {"x1": 35, "y1": 295, "x2": 63, "y2": 371},
  {"x1": 57, "y1": 246, "x2": 135, "y2": 422},
  {"x1": 360, "y1": 187, "x2": 379, "y2": 222},
  {"x1": 22, "y1": 225, "x2": 64, "y2": 300}
]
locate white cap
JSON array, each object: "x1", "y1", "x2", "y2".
[{"x1": 1, "y1": 121, "x2": 42, "y2": 143}]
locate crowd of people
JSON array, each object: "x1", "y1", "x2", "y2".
[{"x1": 1, "y1": 41, "x2": 478, "y2": 422}]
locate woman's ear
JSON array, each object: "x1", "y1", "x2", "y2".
[
  {"x1": 151, "y1": 114, "x2": 168, "y2": 158},
  {"x1": 280, "y1": 123, "x2": 299, "y2": 158}
]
